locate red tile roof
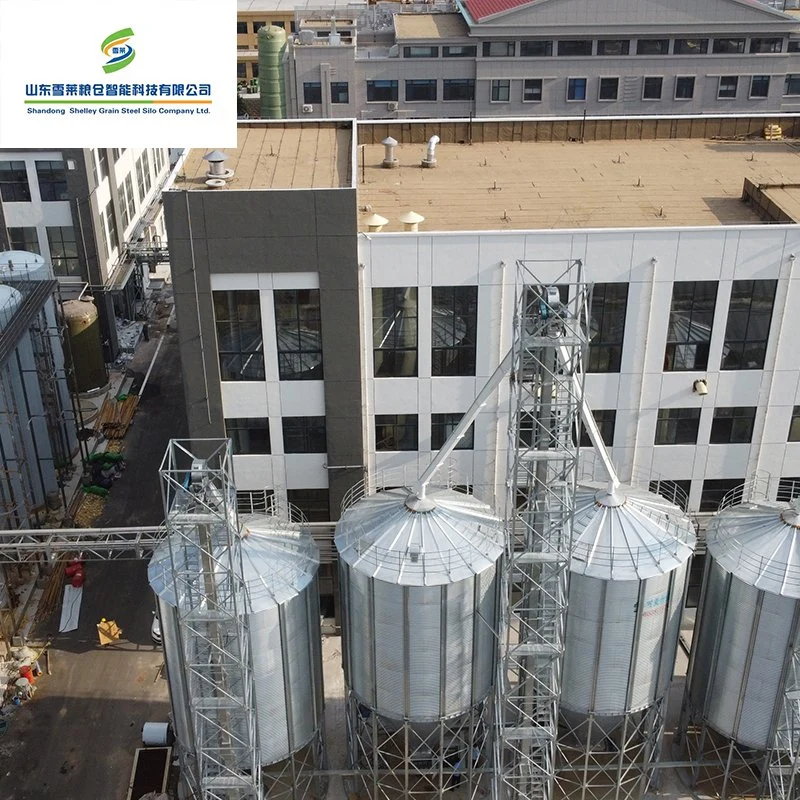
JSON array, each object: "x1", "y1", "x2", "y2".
[{"x1": 462, "y1": 0, "x2": 535, "y2": 22}]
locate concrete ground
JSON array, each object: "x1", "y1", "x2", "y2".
[{"x1": 0, "y1": 287, "x2": 184, "y2": 799}]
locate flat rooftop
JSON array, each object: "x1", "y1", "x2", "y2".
[
  {"x1": 237, "y1": 0, "x2": 365, "y2": 11},
  {"x1": 394, "y1": 13, "x2": 469, "y2": 39},
  {"x1": 356, "y1": 138, "x2": 800, "y2": 232},
  {"x1": 175, "y1": 123, "x2": 351, "y2": 191}
]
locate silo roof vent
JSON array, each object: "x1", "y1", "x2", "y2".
[{"x1": 202, "y1": 150, "x2": 234, "y2": 180}]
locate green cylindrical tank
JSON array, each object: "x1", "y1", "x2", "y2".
[
  {"x1": 258, "y1": 25, "x2": 287, "y2": 119},
  {"x1": 62, "y1": 298, "x2": 107, "y2": 393}
]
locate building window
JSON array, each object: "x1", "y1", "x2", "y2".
[
  {"x1": 141, "y1": 150, "x2": 152, "y2": 193},
  {"x1": 718, "y1": 76, "x2": 738, "y2": 99},
  {"x1": 46, "y1": 227, "x2": 80, "y2": 277},
  {"x1": 649, "y1": 479, "x2": 692, "y2": 512},
  {"x1": 373, "y1": 287, "x2": 417, "y2": 377},
  {"x1": 491, "y1": 79, "x2": 510, "y2": 102},
  {"x1": 750, "y1": 75, "x2": 771, "y2": 98},
  {"x1": 784, "y1": 74, "x2": 800, "y2": 96},
  {"x1": 135, "y1": 155, "x2": 146, "y2": 202},
  {"x1": 404, "y1": 46, "x2": 438, "y2": 58},
  {"x1": 366, "y1": 80, "x2": 398, "y2": 102},
  {"x1": 432, "y1": 286, "x2": 477, "y2": 376},
  {"x1": 700, "y1": 479, "x2": 744, "y2": 512},
  {"x1": 778, "y1": 477, "x2": 800, "y2": 502},
  {"x1": 0, "y1": 161, "x2": 30, "y2": 202},
  {"x1": 105, "y1": 199, "x2": 119, "y2": 254},
  {"x1": 443, "y1": 79, "x2": 475, "y2": 101},
  {"x1": 789, "y1": 406, "x2": 800, "y2": 441},
  {"x1": 376, "y1": 414, "x2": 418, "y2": 451},
  {"x1": 117, "y1": 183, "x2": 130, "y2": 230},
  {"x1": 443, "y1": 45, "x2": 477, "y2": 57},
  {"x1": 674, "y1": 39, "x2": 708, "y2": 55},
  {"x1": 96, "y1": 149, "x2": 109, "y2": 181},
  {"x1": 598, "y1": 77, "x2": 619, "y2": 100},
  {"x1": 558, "y1": 40, "x2": 592, "y2": 56},
  {"x1": 710, "y1": 407, "x2": 756, "y2": 444},
  {"x1": 7, "y1": 227, "x2": 39, "y2": 254},
  {"x1": 237, "y1": 21, "x2": 247, "y2": 34},
  {"x1": 750, "y1": 37, "x2": 782, "y2": 54},
  {"x1": 664, "y1": 281, "x2": 717, "y2": 371},
  {"x1": 655, "y1": 408, "x2": 701, "y2": 445},
  {"x1": 431, "y1": 413, "x2": 474, "y2": 450},
  {"x1": 213, "y1": 290, "x2": 265, "y2": 381},
  {"x1": 123, "y1": 174, "x2": 136, "y2": 224},
  {"x1": 286, "y1": 489, "x2": 329, "y2": 522},
  {"x1": 523, "y1": 78, "x2": 542, "y2": 102},
  {"x1": 303, "y1": 82, "x2": 322, "y2": 104},
  {"x1": 520, "y1": 40, "x2": 553, "y2": 57},
  {"x1": 588, "y1": 283, "x2": 628, "y2": 373},
  {"x1": 237, "y1": 62, "x2": 247, "y2": 79},
  {"x1": 331, "y1": 81, "x2": 349, "y2": 103},
  {"x1": 578, "y1": 409, "x2": 616, "y2": 448},
  {"x1": 567, "y1": 77, "x2": 587, "y2": 101},
  {"x1": 282, "y1": 416, "x2": 327, "y2": 454},
  {"x1": 406, "y1": 79, "x2": 437, "y2": 102},
  {"x1": 675, "y1": 76, "x2": 695, "y2": 99},
  {"x1": 483, "y1": 41, "x2": 515, "y2": 57},
  {"x1": 637, "y1": 39, "x2": 669, "y2": 55},
  {"x1": 237, "y1": 489, "x2": 275, "y2": 515},
  {"x1": 721, "y1": 279, "x2": 777, "y2": 370},
  {"x1": 597, "y1": 39, "x2": 629, "y2": 56},
  {"x1": 713, "y1": 38, "x2": 745, "y2": 54},
  {"x1": 272, "y1": 21, "x2": 285, "y2": 29},
  {"x1": 643, "y1": 76, "x2": 663, "y2": 100},
  {"x1": 251, "y1": 63, "x2": 259, "y2": 79},
  {"x1": 789, "y1": 40, "x2": 800, "y2": 53},
  {"x1": 274, "y1": 289, "x2": 323, "y2": 381},
  {"x1": 35, "y1": 161, "x2": 68, "y2": 201},
  {"x1": 225, "y1": 417, "x2": 271, "y2": 454},
  {"x1": 98, "y1": 211, "x2": 108, "y2": 262}
]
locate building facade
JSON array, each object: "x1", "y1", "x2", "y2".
[
  {"x1": 165, "y1": 119, "x2": 800, "y2": 537},
  {"x1": 272, "y1": 0, "x2": 800, "y2": 118}
]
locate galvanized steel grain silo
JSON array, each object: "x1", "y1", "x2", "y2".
[
  {"x1": 336, "y1": 484, "x2": 503, "y2": 797},
  {"x1": 558, "y1": 481, "x2": 695, "y2": 800},
  {"x1": 682, "y1": 494, "x2": 800, "y2": 799},
  {"x1": 149, "y1": 510, "x2": 326, "y2": 799}
]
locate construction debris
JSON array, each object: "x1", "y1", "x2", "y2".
[
  {"x1": 96, "y1": 394, "x2": 140, "y2": 440},
  {"x1": 73, "y1": 492, "x2": 106, "y2": 527},
  {"x1": 32, "y1": 558, "x2": 67, "y2": 626},
  {"x1": 97, "y1": 618, "x2": 122, "y2": 646}
]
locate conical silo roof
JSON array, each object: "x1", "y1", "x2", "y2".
[
  {"x1": 335, "y1": 486, "x2": 503, "y2": 587},
  {"x1": 571, "y1": 482, "x2": 696, "y2": 581},
  {"x1": 148, "y1": 513, "x2": 319, "y2": 611},
  {"x1": 706, "y1": 499, "x2": 800, "y2": 598}
]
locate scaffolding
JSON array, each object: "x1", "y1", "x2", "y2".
[
  {"x1": 160, "y1": 439, "x2": 261, "y2": 800},
  {"x1": 494, "y1": 261, "x2": 589, "y2": 800}
]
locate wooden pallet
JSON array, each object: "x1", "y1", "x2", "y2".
[{"x1": 97, "y1": 395, "x2": 139, "y2": 440}]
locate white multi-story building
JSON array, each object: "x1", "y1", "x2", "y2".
[
  {"x1": 164, "y1": 118, "x2": 800, "y2": 540},
  {"x1": 0, "y1": 148, "x2": 171, "y2": 356}
]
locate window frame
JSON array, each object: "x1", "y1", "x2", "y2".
[
  {"x1": 431, "y1": 285, "x2": 478, "y2": 376},
  {"x1": 443, "y1": 45, "x2": 477, "y2": 58},
  {"x1": 35, "y1": 160, "x2": 69, "y2": 202},
  {"x1": 749, "y1": 37, "x2": 782, "y2": 54},
  {"x1": 273, "y1": 289, "x2": 324, "y2": 381},
  {"x1": 636, "y1": 39, "x2": 670, "y2": 56},
  {"x1": 225, "y1": 417, "x2": 271, "y2": 455},
  {"x1": 566, "y1": 77, "x2": 588, "y2": 102},
  {"x1": 303, "y1": 82, "x2": 322, "y2": 105},
  {"x1": 286, "y1": 489, "x2": 330, "y2": 522},
  {"x1": 236, "y1": 21, "x2": 248, "y2": 34},
  {"x1": 720, "y1": 279, "x2": 777, "y2": 371},
  {"x1": 431, "y1": 413, "x2": 475, "y2": 451},
  {"x1": 713, "y1": 38, "x2": 745, "y2": 54},
  {"x1": 373, "y1": 287, "x2": 418, "y2": 378},
  {"x1": 46, "y1": 226, "x2": 80, "y2": 277},
  {"x1": 578, "y1": 409, "x2": 616, "y2": 448},
  {"x1": 750, "y1": 75, "x2": 771, "y2": 99},
  {"x1": 523, "y1": 78, "x2": 543, "y2": 102},
  {"x1": 642, "y1": 76, "x2": 663, "y2": 100},
  {"x1": 7, "y1": 227, "x2": 39, "y2": 254},
  {"x1": 282, "y1": 416, "x2": 327, "y2": 454},
  {"x1": 654, "y1": 407, "x2": 702, "y2": 446},
  {"x1": 0, "y1": 161, "x2": 31, "y2": 202},
  {"x1": 789, "y1": 406, "x2": 800, "y2": 442},
  {"x1": 597, "y1": 39, "x2": 630, "y2": 56},
  {"x1": 482, "y1": 41, "x2": 515, "y2": 57},
  {"x1": 405, "y1": 79, "x2": 437, "y2": 102},
  {"x1": 674, "y1": 38, "x2": 708, "y2": 55},
  {"x1": 598, "y1": 76, "x2": 619, "y2": 101},
  {"x1": 366, "y1": 80, "x2": 398, "y2": 103},
  {"x1": 717, "y1": 76, "x2": 739, "y2": 100},
  {"x1": 213, "y1": 290, "x2": 266, "y2": 382},
  {"x1": 519, "y1": 40, "x2": 553, "y2": 57},
  {"x1": 490, "y1": 79, "x2": 511, "y2": 102},
  {"x1": 442, "y1": 78, "x2": 475, "y2": 101},
  {"x1": 709, "y1": 406, "x2": 757, "y2": 445},
  {"x1": 330, "y1": 81, "x2": 349, "y2": 104},
  {"x1": 675, "y1": 75, "x2": 696, "y2": 100},
  {"x1": 588, "y1": 283, "x2": 628, "y2": 373},
  {"x1": 785, "y1": 74, "x2": 800, "y2": 96},
  {"x1": 700, "y1": 479, "x2": 745, "y2": 512},
  {"x1": 664, "y1": 281, "x2": 718, "y2": 372},
  {"x1": 557, "y1": 39, "x2": 593, "y2": 57},
  {"x1": 375, "y1": 414, "x2": 419, "y2": 451},
  {"x1": 403, "y1": 46, "x2": 438, "y2": 58}
]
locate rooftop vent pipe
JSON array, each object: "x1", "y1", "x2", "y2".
[
  {"x1": 421, "y1": 135, "x2": 440, "y2": 168},
  {"x1": 329, "y1": 16, "x2": 341, "y2": 46},
  {"x1": 364, "y1": 213, "x2": 388, "y2": 232},
  {"x1": 203, "y1": 150, "x2": 234, "y2": 180},
  {"x1": 381, "y1": 137, "x2": 398, "y2": 169},
  {"x1": 399, "y1": 211, "x2": 424, "y2": 232}
]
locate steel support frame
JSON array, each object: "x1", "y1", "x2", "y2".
[
  {"x1": 345, "y1": 691, "x2": 491, "y2": 800},
  {"x1": 160, "y1": 439, "x2": 261, "y2": 800},
  {"x1": 494, "y1": 261, "x2": 589, "y2": 800}
]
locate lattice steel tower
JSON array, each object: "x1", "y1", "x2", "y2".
[
  {"x1": 494, "y1": 261, "x2": 589, "y2": 800},
  {"x1": 160, "y1": 439, "x2": 262, "y2": 800}
]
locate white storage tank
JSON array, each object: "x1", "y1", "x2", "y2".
[
  {"x1": 0, "y1": 250, "x2": 51, "y2": 282},
  {"x1": 561, "y1": 482, "x2": 696, "y2": 725},
  {"x1": 335, "y1": 485, "x2": 503, "y2": 722},
  {"x1": 148, "y1": 512, "x2": 324, "y2": 766},
  {"x1": 688, "y1": 497, "x2": 800, "y2": 750}
]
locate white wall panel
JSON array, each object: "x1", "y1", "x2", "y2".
[
  {"x1": 279, "y1": 381, "x2": 325, "y2": 416},
  {"x1": 221, "y1": 382, "x2": 268, "y2": 418}
]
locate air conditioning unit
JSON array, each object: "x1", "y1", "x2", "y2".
[
  {"x1": 387, "y1": 101, "x2": 398, "y2": 112},
  {"x1": 302, "y1": 104, "x2": 314, "y2": 113}
]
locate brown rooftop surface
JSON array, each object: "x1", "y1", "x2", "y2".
[
  {"x1": 175, "y1": 123, "x2": 351, "y2": 191},
  {"x1": 356, "y1": 138, "x2": 800, "y2": 232},
  {"x1": 394, "y1": 13, "x2": 469, "y2": 39}
]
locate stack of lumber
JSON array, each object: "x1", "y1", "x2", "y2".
[
  {"x1": 32, "y1": 557, "x2": 67, "y2": 625},
  {"x1": 96, "y1": 395, "x2": 139, "y2": 440}
]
